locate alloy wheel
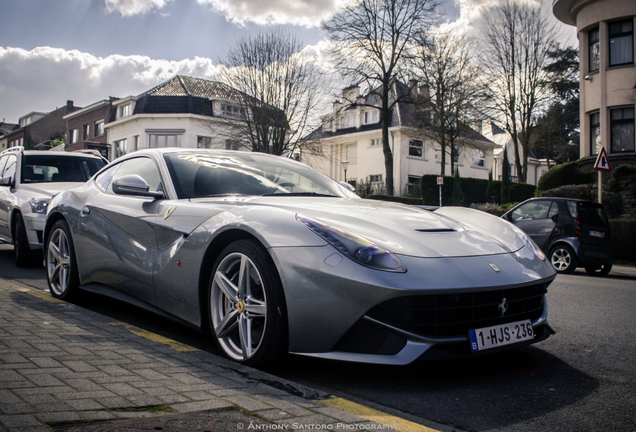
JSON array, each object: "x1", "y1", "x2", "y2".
[
  {"x1": 210, "y1": 252, "x2": 268, "y2": 361},
  {"x1": 47, "y1": 228, "x2": 72, "y2": 296}
]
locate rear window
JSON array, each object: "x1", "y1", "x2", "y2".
[
  {"x1": 22, "y1": 154, "x2": 106, "y2": 183},
  {"x1": 577, "y1": 202, "x2": 609, "y2": 227}
]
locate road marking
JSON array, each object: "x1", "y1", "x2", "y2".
[
  {"x1": 109, "y1": 322, "x2": 198, "y2": 352},
  {"x1": 318, "y1": 396, "x2": 441, "y2": 432},
  {"x1": 3, "y1": 279, "x2": 64, "y2": 303}
]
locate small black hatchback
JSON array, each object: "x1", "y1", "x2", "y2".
[{"x1": 502, "y1": 198, "x2": 612, "y2": 276}]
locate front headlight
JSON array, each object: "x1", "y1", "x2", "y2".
[
  {"x1": 297, "y1": 214, "x2": 406, "y2": 272},
  {"x1": 29, "y1": 198, "x2": 50, "y2": 214},
  {"x1": 512, "y1": 226, "x2": 546, "y2": 261}
]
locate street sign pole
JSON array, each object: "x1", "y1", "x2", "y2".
[
  {"x1": 437, "y1": 176, "x2": 444, "y2": 207},
  {"x1": 593, "y1": 147, "x2": 611, "y2": 204}
]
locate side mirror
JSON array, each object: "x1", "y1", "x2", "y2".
[
  {"x1": 112, "y1": 175, "x2": 164, "y2": 199},
  {"x1": 0, "y1": 176, "x2": 12, "y2": 187}
]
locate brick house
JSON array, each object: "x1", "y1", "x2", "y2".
[
  {"x1": 3, "y1": 101, "x2": 79, "y2": 150},
  {"x1": 63, "y1": 98, "x2": 118, "y2": 160}
]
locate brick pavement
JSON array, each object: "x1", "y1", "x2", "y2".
[{"x1": 0, "y1": 278, "x2": 426, "y2": 432}]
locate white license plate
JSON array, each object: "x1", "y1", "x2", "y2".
[
  {"x1": 469, "y1": 320, "x2": 534, "y2": 352},
  {"x1": 590, "y1": 230, "x2": 604, "y2": 238}
]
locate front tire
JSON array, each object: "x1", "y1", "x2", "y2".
[
  {"x1": 209, "y1": 240, "x2": 287, "y2": 367},
  {"x1": 550, "y1": 244, "x2": 578, "y2": 274},
  {"x1": 46, "y1": 220, "x2": 80, "y2": 300}
]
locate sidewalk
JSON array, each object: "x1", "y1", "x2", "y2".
[
  {"x1": 607, "y1": 264, "x2": 636, "y2": 279},
  {"x1": 0, "y1": 278, "x2": 440, "y2": 432}
]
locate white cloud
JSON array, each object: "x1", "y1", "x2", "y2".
[
  {"x1": 0, "y1": 46, "x2": 222, "y2": 122},
  {"x1": 104, "y1": 0, "x2": 173, "y2": 16},
  {"x1": 197, "y1": 0, "x2": 340, "y2": 27}
]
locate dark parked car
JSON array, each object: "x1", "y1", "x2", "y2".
[{"x1": 502, "y1": 198, "x2": 612, "y2": 276}]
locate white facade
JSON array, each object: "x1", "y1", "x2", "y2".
[{"x1": 301, "y1": 85, "x2": 496, "y2": 196}]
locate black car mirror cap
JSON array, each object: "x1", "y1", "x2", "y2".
[{"x1": 112, "y1": 174, "x2": 164, "y2": 199}]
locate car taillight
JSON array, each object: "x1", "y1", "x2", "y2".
[{"x1": 575, "y1": 221, "x2": 582, "y2": 236}]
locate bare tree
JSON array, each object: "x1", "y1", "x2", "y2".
[
  {"x1": 220, "y1": 29, "x2": 322, "y2": 156},
  {"x1": 480, "y1": 0, "x2": 558, "y2": 183},
  {"x1": 414, "y1": 31, "x2": 481, "y2": 176},
  {"x1": 322, "y1": 0, "x2": 439, "y2": 195}
]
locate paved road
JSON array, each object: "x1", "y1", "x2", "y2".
[{"x1": 1, "y1": 244, "x2": 635, "y2": 431}]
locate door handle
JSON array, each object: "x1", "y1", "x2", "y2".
[{"x1": 81, "y1": 206, "x2": 90, "y2": 215}]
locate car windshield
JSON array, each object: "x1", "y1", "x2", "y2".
[
  {"x1": 164, "y1": 151, "x2": 358, "y2": 199},
  {"x1": 22, "y1": 154, "x2": 106, "y2": 183}
]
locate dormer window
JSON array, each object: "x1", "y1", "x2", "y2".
[
  {"x1": 342, "y1": 114, "x2": 355, "y2": 129},
  {"x1": 221, "y1": 104, "x2": 245, "y2": 119},
  {"x1": 363, "y1": 110, "x2": 378, "y2": 124},
  {"x1": 119, "y1": 104, "x2": 131, "y2": 119}
]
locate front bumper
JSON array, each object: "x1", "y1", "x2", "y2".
[
  {"x1": 271, "y1": 243, "x2": 556, "y2": 364},
  {"x1": 23, "y1": 213, "x2": 45, "y2": 250}
]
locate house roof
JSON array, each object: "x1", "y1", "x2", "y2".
[
  {"x1": 141, "y1": 75, "x2": 244, "y2": 101},
  {"x1": 303, "y1": 79, "x2": 495, "y2": 146},
  {"x1": 0, "y1": 122, "x2": 18, "y2": 136}
]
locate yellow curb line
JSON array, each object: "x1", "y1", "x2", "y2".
[
  {"x1": 109, "y1": 322, "x2": 198, "y2": 352},
  {"x1": 317, "y1": 396, "x2": 440, "y2": 432},
  {"x1": 3, "y1": 279, "x2": 64, "y2": 303}
]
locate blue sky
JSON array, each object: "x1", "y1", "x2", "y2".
[{"x1": 0, "y1": 0, "x2": 574, "y2": 124}]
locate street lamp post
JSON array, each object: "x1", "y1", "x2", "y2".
[{"x1": 341, "y1": 160, "x2": 350, "y2": 183}]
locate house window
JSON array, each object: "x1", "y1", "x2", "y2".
[
  {"x1": 132, "y1": 136, "x2": 139, "y2": 152},
  {"x1": 115, "y1": 139, "x2": 127, "y2": 158},
  {"x1": 94, "y1": 119, "x2": 105, "y2": 137},
  {"x1": 407, "y1": 176, "x2": 420, "y2": 194},
  {"x1": 370, "y1": 138, "x2": 381, "y2": 147},
  {"x1": 363, "y1": 110, "x2": 378, "y2": 124},
  {"x1": 197, "y1": 136, "x2": 213, "y2": 148},
  {"x1": 82, "y1": 124, "x2": 90, "y2": 141},
  {"x1": 369, "y1": 174, "x2": 382, "y2": 183},
  {"x1": 453, "y1": 146, "x2": 460, "y2": 164},
  {"x1": 342, "y1": 114, "x2": 355, "y2": 128},
  {"x1": 472, "y1": 149, "x2": 485, "y2": 167},
  {"x1": 221, "y1": 104, "x2": 245, "y2": 119},
  {"x1": 610, "y1": 107, "x2": 635, "y2": 153},
  {"x1": 148, "y1": 134, "x2": 182, "y2": 148},
  {"x1": 225, "y1": 140, "x2": 241, "y2": 150},
  {"x1": 590, "y1": 111, "x2": 601, "y2": 155},
  {"x1": 609, "y1": 20, "x2": 634, "y2": 67},
  {"x1": 119, "y1": 104, "x2": 131, "y2": 118},
  {"x1": 589, "y1": 27, "x2": 600, "y2": 72},
  {"x1": 409, "y1": 139, "x2": 424, "y2": 158},
  {"x1": 69, "y1": 128, "x2": 78, "y2": 144}
]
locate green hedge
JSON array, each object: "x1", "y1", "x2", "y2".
[
  {"x1": 610, "y1": 219, "x2": 636, "y2": 263},
  {"x1": 537, "y1": 161, "x2": 595, "y2": 192},
  {"x1": 420, "y1": 175, "x2": 535, "y2": 206}
]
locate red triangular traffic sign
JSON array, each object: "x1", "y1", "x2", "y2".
[{"x1": 594, "y1": 147, "x2": 611, "y2": 171}]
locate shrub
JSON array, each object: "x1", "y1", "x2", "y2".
[
  {"x1": 537, "y1": 161, "x2": 595, "y2": 192},
  {"x1": 608, "y1": 163, "x2": 636, "y2": 191},
  {"x1": 610, "y1": 219, "x2": 636, "y2": 263}
]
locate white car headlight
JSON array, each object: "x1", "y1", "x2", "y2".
[
  {"x1": 29, "y1": 198, "x2": 50, "y2": 214},
  {"x1": 297, "y1": 214, "x2": 406, "y2": 272},
  {"x1": 512, "y1": 226, "x2": 546, "y2": 261}
]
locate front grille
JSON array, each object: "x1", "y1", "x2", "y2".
[{"x1": 367, "y1": 283, "x2": 548, "y2": 338}]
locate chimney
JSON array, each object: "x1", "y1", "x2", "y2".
[
  {"x1": 66, "y1": 100, "x2": 74, "y2": 110},
  {"x1": 418, "y1": 85, "x2": 430, "y2": 101}
]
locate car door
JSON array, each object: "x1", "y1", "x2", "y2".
[
  {"x1": 509, "y1": 200, "x2": 558, "y2": 249},
  {"x1": 0, "y1": 154, "x2": 17, "y2": 240},
  {"x1": 76, "y1": 156, "x2": 163, "y2": 305}
]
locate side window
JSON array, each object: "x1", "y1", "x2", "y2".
[
  {"x1": 108, "y1": 157, "x2": 162, "y2": 194},
  {"x1": 3, "y1": 155, "x2": 17, "y2": 182},
  {"x1": 547, "y1": 202, "x2": 559, "y2": 219},
  {"x1": 566, "y1": 201, "x2": 578, "y2": 218},
  {"x1": 94, "y1": 163, "x2": 121, "y2": 192},
  {"x1": 0, "y1": 156, "x2": 7, "y2": 176},
  {"x1": 511, "y1": 201, "x2": 551, "y2": 221}
]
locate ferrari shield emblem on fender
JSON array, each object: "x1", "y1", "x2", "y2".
[
  {"x1": 489, "y1": 263, "x2": 500, "y2": 272},
  {"x1": 164, "y1": 206, "x2": 176, "y2": 219}
]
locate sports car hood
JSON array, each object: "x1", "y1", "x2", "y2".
[
  {"x1": 18, "y1": 182, "x2": 84, "y2": 198},
  {"x1": 245, "y1": 197, "x2": 525, "y2": 258}
]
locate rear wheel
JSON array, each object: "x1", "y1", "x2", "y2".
[
  {"x1": 46, "y1": 220, "x2": 80, "y2": 300},
  {"x1": 13, "y1": 215, "x2": 35, "y2": 267},
  {"x1": 585, "y1": 263, "x2": 612, "y2": 277},
  {"x1": 549, "y1": 244, "x2": 578, "y2": 274},
  {"x1": 208, "y1": 240, "x2": 287, "y2": 367}
]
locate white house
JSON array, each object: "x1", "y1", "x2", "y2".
[
  {"x1": 476, "y1": 121, "x2": 553, "y2": 186},
  {"x1": 300, "y1": 81, "x2": 497, "y2": 196},
  {"x1": 105, "y1": 75, "x2": 252, "y2": 159}
]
